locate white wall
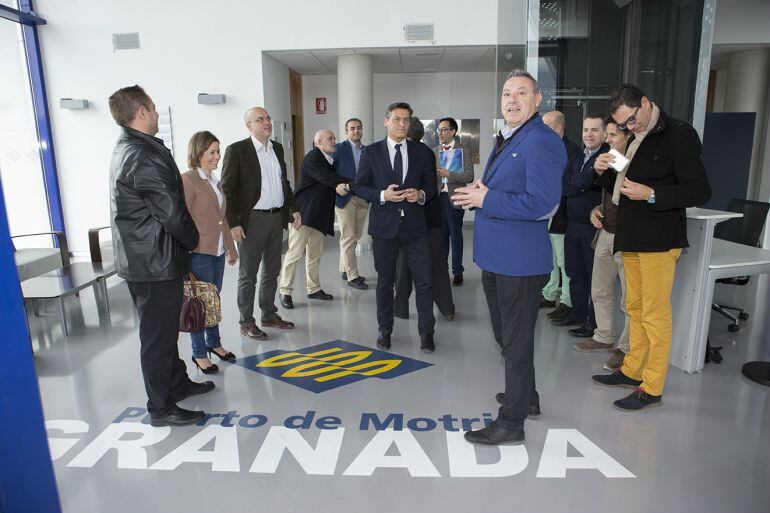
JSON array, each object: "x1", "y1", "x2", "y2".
[
  {"x1": 261, "y1": 54, "x2": 296, "y2": 184},
  {"x1": 713, "y1": 0, "x2": 770, "y2": 46},
  {"x1": 33, "y1": 0, "x2": 499, "y2": 253},
  {"x1": 302, "y1": 75, "x2": 339, "y2": 150},
  {"x1": 303, "y1": 71, "x2": 496, "y2": 173},
  {"x1": 302, "y1": 71, "x2": 497, "y2": 223}
]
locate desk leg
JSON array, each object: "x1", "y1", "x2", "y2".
[
  {"x1": 58, "y1": 297, "x2": 68, "y2": 337},
  {"x1": 33, "y1": 299, "x2": 40, "y2": 317},
  {"x1": 99, "y1": 278, "x2": 110, "y2": 316}
]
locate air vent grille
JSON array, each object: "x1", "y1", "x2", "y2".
[
  {"x1": 404, "y1": 23, "x2": 434, "y2": 42},
  {"x1": 113, "y1": 33, "x2": 140, "y2": 52}
]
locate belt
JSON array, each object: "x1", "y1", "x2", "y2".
[{"x1": 254, "y1": 207, "x2": 282, "y2": 214}]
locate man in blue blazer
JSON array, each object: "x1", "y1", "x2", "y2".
[
  {"x1": 333, "y1": 118, "x2": 369, "y2": 290},
  {"x1": 355, "y1": 102, "x2": 438, "y2": 352},
  {"x1": 453, "y1": 70, "x2": 566, "y2": 445}
]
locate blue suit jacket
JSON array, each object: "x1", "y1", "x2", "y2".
[
  {"x1": 473, "y1": 115, "x2": 566, "y2": 276},
  {"x1": 354, "y1": 138, "x2": 438, "y2": 239},
  {"x1": 332, "y1": 140, "x2": 365, "y2": 209}
]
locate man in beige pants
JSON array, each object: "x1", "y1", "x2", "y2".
[
  {"x1": 278, "y1": 130, "x2": 351, "y2": 308},
  {"x1": 574, "y1": 118, "x2": 631, "y2": 372},
  {"x1": 333, "y1": 118, "x2": 370, "y2": 290}
]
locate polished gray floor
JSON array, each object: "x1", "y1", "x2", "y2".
[{"x1": 33, "y1": 230, "x2": 770, "y2": 513}]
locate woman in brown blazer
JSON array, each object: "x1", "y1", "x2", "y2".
[{"x1": 181, "y1": 131, "x2": 238, "y2": 374}]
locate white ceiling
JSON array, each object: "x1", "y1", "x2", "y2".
[{"x1": 264, "y1": 46, "x2": 497, "y2": 75}]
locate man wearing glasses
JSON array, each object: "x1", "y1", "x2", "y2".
[
  {"x1": 221, "y1": 107, "x2": 301, "y2": 340},
  {"x1": 591, "y1": 85, "x2": 710, "y2": 411},
  {"x1": 354, "y1": 102, "x2": 438, "y2": 352},
  {"x1": 434, "y1": 117, "x2": 474, "y2": 286}
]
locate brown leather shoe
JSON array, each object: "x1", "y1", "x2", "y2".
[
  {"x1": 261, "y1": 314, "x2": 295, "y2": 329},
  {"x1": 240, "y1": 324, "x2": 267, "y2": 340}
]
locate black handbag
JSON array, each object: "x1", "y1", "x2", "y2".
[{"x1": 179, "y1": 273, "x2": 206, "y2": 333}]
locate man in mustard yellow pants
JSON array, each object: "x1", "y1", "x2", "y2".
[{"x1": 590, "y1": 85, "x2": 710, "y2": 411}]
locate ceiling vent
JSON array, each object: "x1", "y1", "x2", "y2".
[
  {"x1": 113, "y1": 33, "x2": 140, "y2": 52},
  {"x1": 404, "y1": 23, "x2": 434, "y2": 43}
]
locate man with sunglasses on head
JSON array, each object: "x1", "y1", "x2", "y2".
[{"x1": 590, "y1": 85, "x2": 710, "y2": 411}]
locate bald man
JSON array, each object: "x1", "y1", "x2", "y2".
[
  {"x1": 221, "y1": 107, "x2": 301, "y2": 340},
  {"x1": 540, "y1": 110, "x2": 582, "y2": 320},
  {"x1": 278, "y1": 129, "x2": 352, "y2": 307}
]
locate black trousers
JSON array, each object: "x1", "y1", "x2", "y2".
[
  {"x1": 127, "y1": 278, "x2": 190, "y2": 414},
  {"x1": 373, "y1": 226, "x2": 435, "y2": 335},
  {"x1": 394, "y1": 227, "x2": 455, "y2": 319},
  {"x1": 565, "y1": 222, "x2": 597, "y2": 327},
  {"x1": 482, "y1": 271, "x2": 547, "y2": 429}
]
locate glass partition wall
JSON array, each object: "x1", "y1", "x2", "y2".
[{"x1": 498, "y1": 0, "x2": 707, "y2": 144}]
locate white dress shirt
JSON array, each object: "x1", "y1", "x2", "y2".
[
  {"x1": 380, "y1": 137, "x2": 409, "y2": 204},
  {"x1": 251, "y1": 136, "x2": 284, "y2": 210},
  {"x1": 197, "y1": 167, "x2": 225, "y2": 256}
]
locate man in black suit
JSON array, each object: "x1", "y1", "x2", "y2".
[
  {"x1": 279, "y1": 129, "x2": 351, "y2": 307},
  {"x1": 354, "y1": 102, "x2": 438, "y2": 352},
  {"x1": 221, "y1": 107, "x2": 300, "y2": 340}
]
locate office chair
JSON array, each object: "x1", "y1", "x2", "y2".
[{"x1": 711, "y1": 198, "x2": 770, "y2": 332}]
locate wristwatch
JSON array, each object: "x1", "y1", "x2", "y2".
[{"x1": 647, "y1": 189, "x2": 656, "y2": 204}]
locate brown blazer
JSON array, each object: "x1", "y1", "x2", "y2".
[
  {"x1": 220, "y1": 137, "x2": 299, "y2": 233},
  {"x1": 180, "y1": 170, "x2": 237, "y2": 258}
]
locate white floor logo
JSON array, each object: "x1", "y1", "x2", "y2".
[{"x1": 46, "y1": 407, "x2": 636, "y2": 478}]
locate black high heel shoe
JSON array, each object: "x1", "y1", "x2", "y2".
[
  {"x1": 191, "y1": 357, "x2": 219, "y2": 374},
  {"x1": 208, "y1": 348, "x2": 236, "y2": 361}
]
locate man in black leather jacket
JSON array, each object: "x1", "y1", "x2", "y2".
[{"x1": 109, "y1": 85, "x2": 213, "y2": 427}]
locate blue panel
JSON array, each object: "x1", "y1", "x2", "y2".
[
  {"x1": 16, "y1": 0, "x2": 64, "y2": 240},
  {"x1": 0, "y1": 179, "x2": 61, "y2": 511}
]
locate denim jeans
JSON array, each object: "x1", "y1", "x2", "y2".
[{"x1": 189, "y1": 252, "x2": 225, "y2": 358}]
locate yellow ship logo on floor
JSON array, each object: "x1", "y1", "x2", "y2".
[{"x1": 237, "y1": 340, "x2": 433, "y2": 393}]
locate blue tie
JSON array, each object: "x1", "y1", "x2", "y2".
[{"x1": 394, "y1": 143, "x2": 403, "y2": 183}]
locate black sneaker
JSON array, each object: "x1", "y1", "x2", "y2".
[
  {"x1": 308, "y1": 290, "x2": 333, "y2": 300},
  {"x1": 376, "y1": 331, "x2": 391, "y2": 350},
  {"x1": 613, "y1": 388, "x2": 662, "y2": 411},
  {"x1": 591, "y1": 370, "x2": 642, "y2": 388},
  {"x1": 452, "y1": 274, "x2": 463, "y2": 286},
  {"x1": 347, "y1": 279, "x2": 368, "y2": 290},
  {"x1": 464, "y1": 420, "x2": 524, "y2": 445},
  {"x1": 420, "y1": 333, "x2": 435, "y2": 353}
]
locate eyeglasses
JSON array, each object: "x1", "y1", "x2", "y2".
[
  {"x1": 617, "y1": 107, "x2": 640, "y2": 132},
  {"x1": 437, "y1": 128, "x2": 454, "y2": 133},
  {"x1": 388, "y1": 115, "x2": 411, "y2": 125},
  {"x1": 249, "y1": 115, "x2": 272, "y2": 124}
]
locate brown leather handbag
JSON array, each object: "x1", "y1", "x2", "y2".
[{"x1": 179, "y1": 273, "x2": 206, "y2": 332}]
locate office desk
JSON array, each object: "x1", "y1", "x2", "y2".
[
  {"x1": 691, "y1": 239, "x2": 770, "y2": 371},
  {"x1": 669, "y1": 209, "x2": 742, "y2": 372}
]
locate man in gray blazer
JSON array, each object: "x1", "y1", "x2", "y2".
[{"x1": 434, "y1": 117, "x2": 474, "y2": 285}]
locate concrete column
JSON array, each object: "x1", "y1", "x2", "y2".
[
  {"x1": 337, "y1": 53, "x2": 374, "y2": 250},
  {"x1": 724, "y1": 48, "x2": 770, "y2": 201},
  {"x1": 337, "y1": 54, "x2": 374, "y2": 144}
]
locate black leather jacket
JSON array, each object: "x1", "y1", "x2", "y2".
[{"x1": 110, "y1": 127, "x2": 198, "y2": 282}]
